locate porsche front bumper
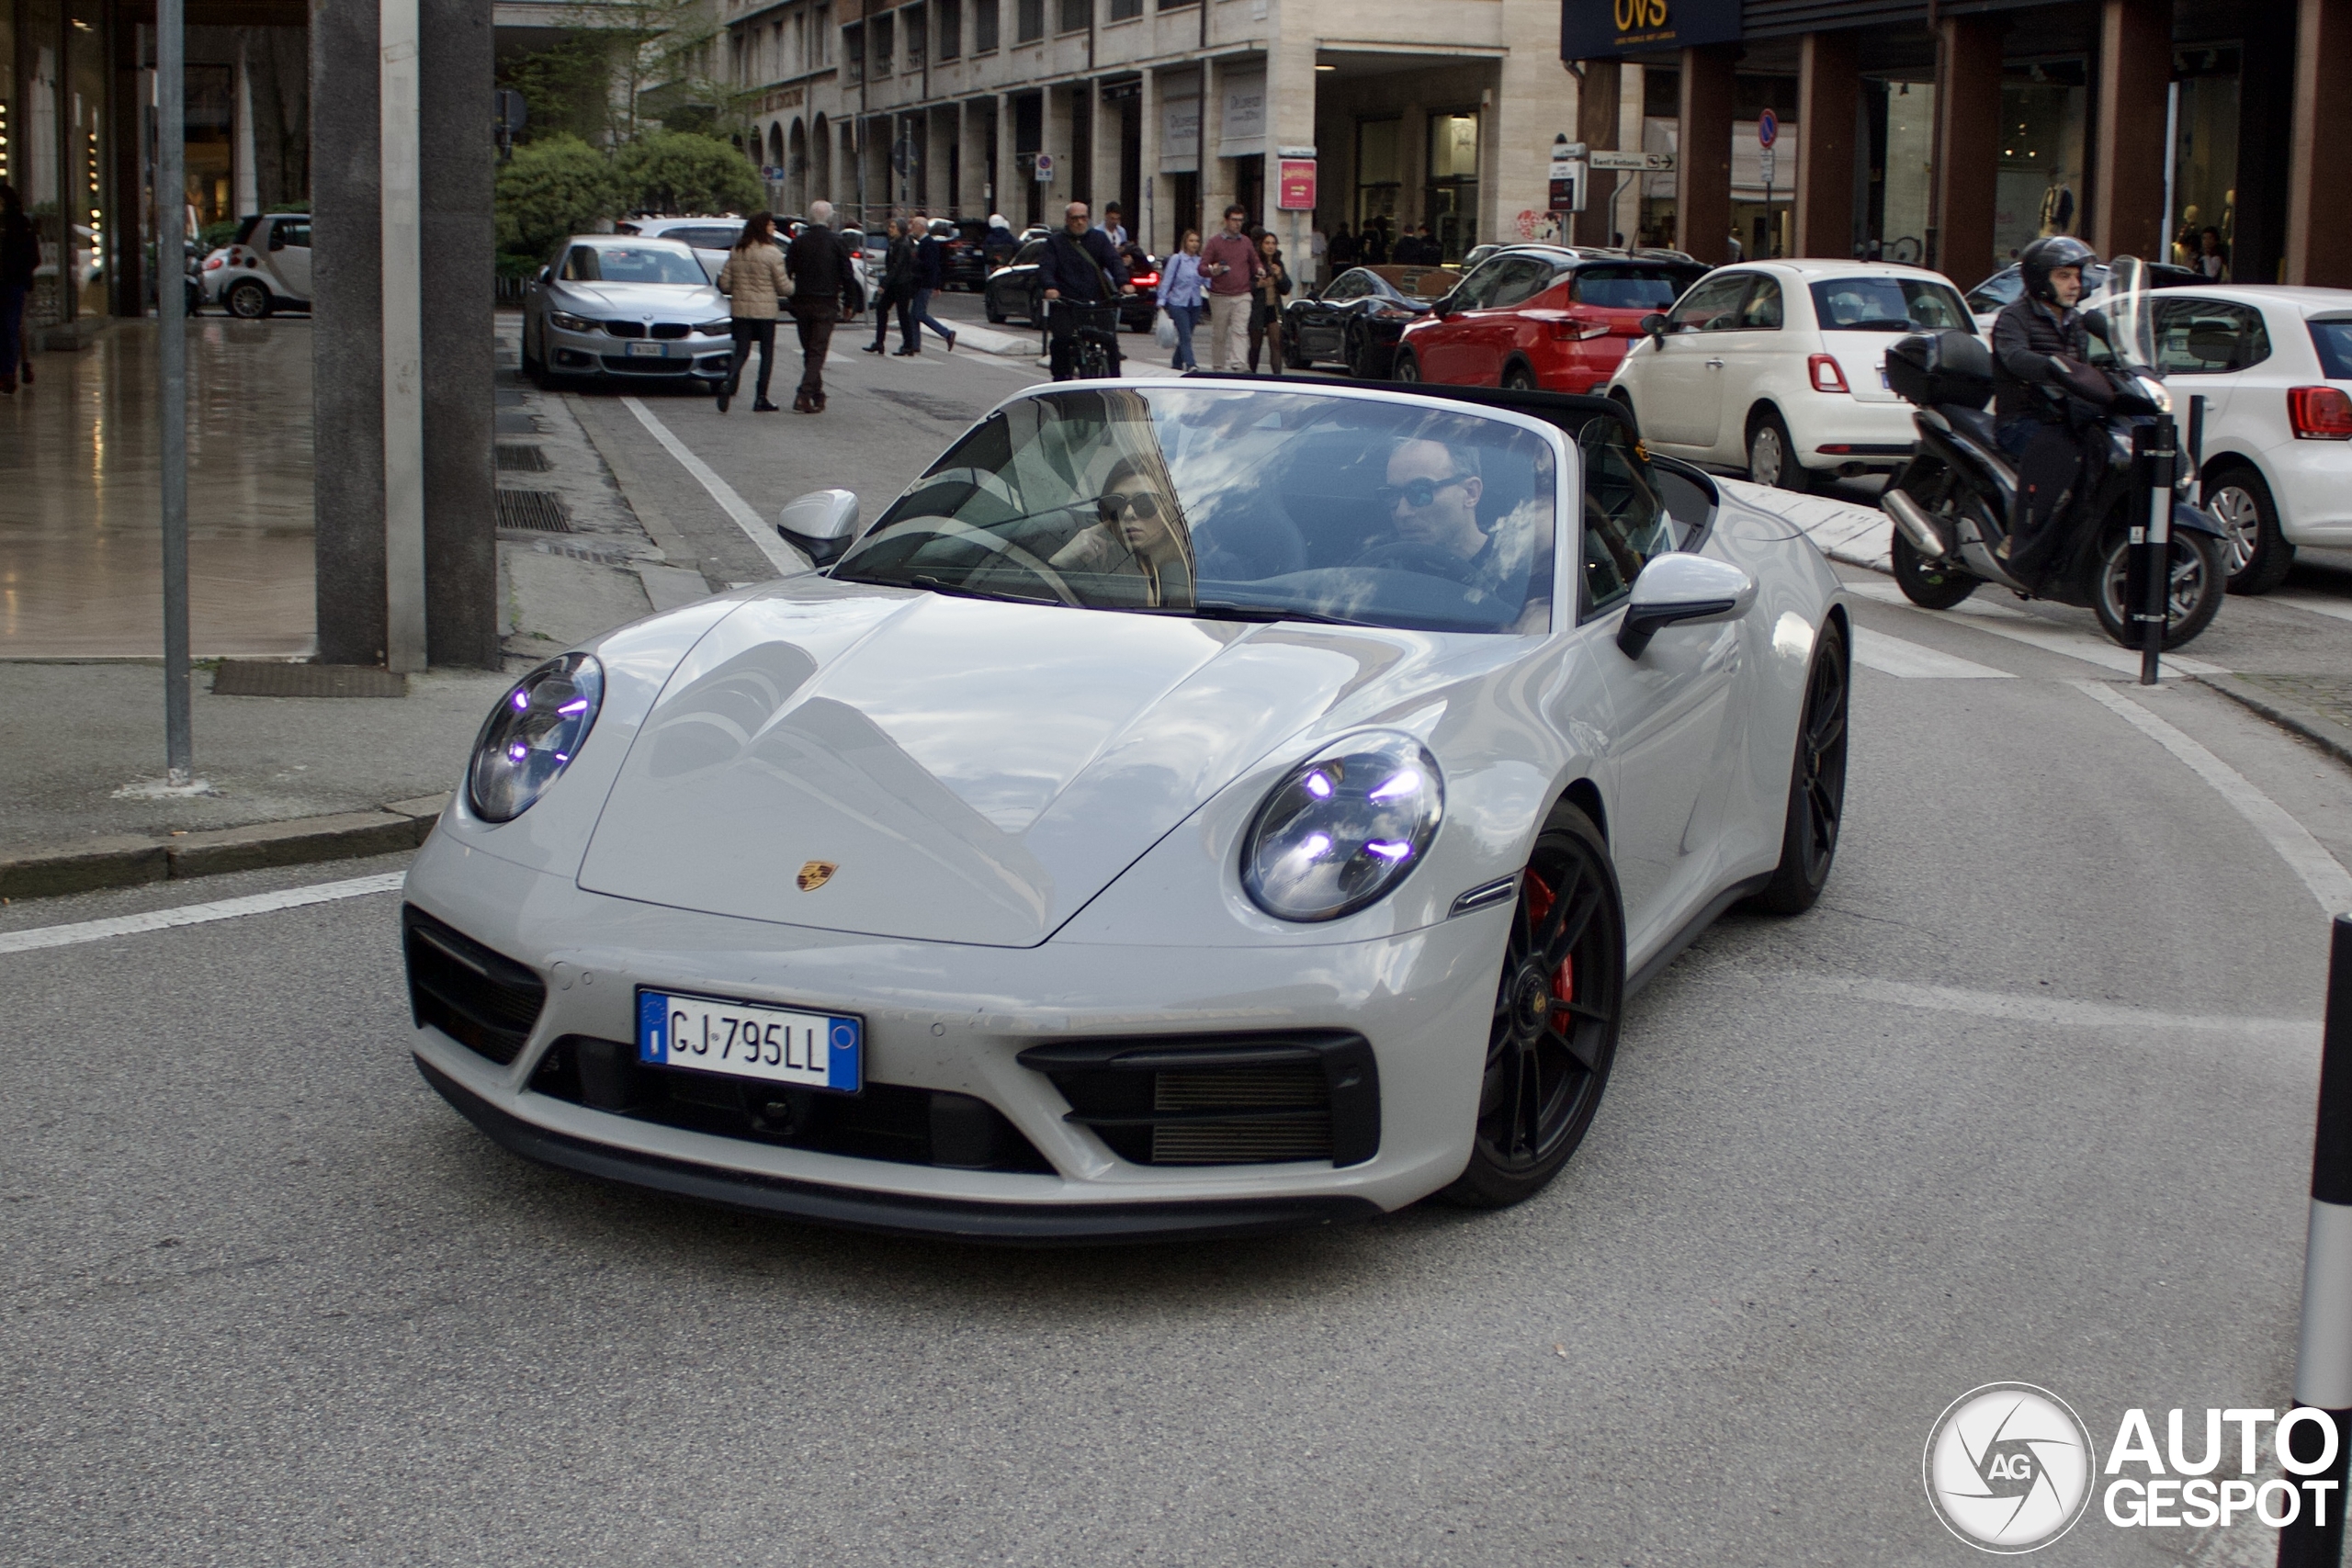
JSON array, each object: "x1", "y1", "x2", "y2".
[{"x1": 401, "y1": 829, "x2": 1507, "y2": 1243}]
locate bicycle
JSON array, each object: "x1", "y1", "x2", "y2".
[{"x1": 1047, "y1": 299, "x2": 1124, "y2": 380}]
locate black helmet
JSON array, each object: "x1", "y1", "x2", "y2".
[{"x1": 2019, "y1": 235, "x2": 2098, "y2": 304}]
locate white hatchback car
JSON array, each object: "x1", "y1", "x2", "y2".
[
  {"x1": 198, "y1": 211, "x2": 311, "y2": 318},
  {"x1": 1607, "y1": 261, "x2": 1977, "y2": 492},
  {"x1": 624, "y1": 216, "x2": 743, "y2": 284},
  {"x1": 2124, "y1": 285, "x2": 2352, "y2": 592}
]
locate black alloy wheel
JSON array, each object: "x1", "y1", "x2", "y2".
[
  {"x1": 1747, "y1": 621, "x2": 1849, "y2": 916},
  {"x1": 1441, "y1": 801, "x2": 1623, "y2": 1209}
]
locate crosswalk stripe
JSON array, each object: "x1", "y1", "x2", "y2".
[
  {"x1": 1849, "y1": 626, "x2": 2013, "y2": 679},
  {"x1": 1846, "y1": 579, "x2": 2223, "y2": 677},
  {"x1": 0, "y1": 874, "x2": 408, "y2": 956}
]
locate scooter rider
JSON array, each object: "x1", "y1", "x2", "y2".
[{"x1": 1991, "y1": 234, "x2": 2106, "y2": 581}]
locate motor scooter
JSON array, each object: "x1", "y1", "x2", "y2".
[{"x1": 1876, "y1": 257, "x2": 2225, "y2": 649}]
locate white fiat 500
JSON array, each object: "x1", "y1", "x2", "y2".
[
  {"x1": 401, "y1": 379, "x2": 1851, "y2": 1242},
  {"x1": 1608, "y1": 261, "x2": 1977, "y2": 492},
  {"x1": 2121, "y1": 285, "x2": 2352, "y2": 592}
]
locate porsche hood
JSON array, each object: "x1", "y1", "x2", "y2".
[{"x1": 576, "y1": 584, "x2": 1428, "y2": 947}]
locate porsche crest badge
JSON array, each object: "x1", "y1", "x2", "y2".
[{"x1": 797, "y1": 860, "x2": 838, "y2": 891}]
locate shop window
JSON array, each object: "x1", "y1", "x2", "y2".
[
  {"x1": 1860, "y1": 78, "x2": 1936, "y2": 266},
  {"x1": 1426, "y1": 110, "x2": 1480, "y2": 264},
  {"x1": 2170, "y1": 47, "x2": 2241, "y2": 278},
  {"x1": 1355, "y1": 117, "x2": 1401, "y2": 244},
  {"x1": 1993, "y1": 61, "x2": 2087, "y2": 265}
]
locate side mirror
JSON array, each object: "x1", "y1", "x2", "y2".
[
  {"x1": 1615, "y1": 555, "x2": 1757, "y2": 659},
  {"x1": 2081, "y1": 308, "x2": 2112, "y2": 343},
  {"x1": 778, "y1": 488, "x2": 860, "y2": 566},
  {"x1": 537, "y1": 266, "x2": 552, "y2": 286},
  {"x1": 1431, "y1": 296, "x2": 1456, "y2": 320},
  {"x1": 1639, "y1": 312, "x2": 1670, "y2": 341}
]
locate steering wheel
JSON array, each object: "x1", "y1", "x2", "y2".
[
  {"x1": 924, "y1": 517, "x2": 1086, "y2": 606},
  {"x1": 1354, "y1": 539, "x2": 1472, "y2": 582}
]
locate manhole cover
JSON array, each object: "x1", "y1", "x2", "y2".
[
  {"x1": 211, "y1": 661, "x2": 409, "y2": 698},
  {"x1": 497, "y1": 490, "x2": 571, "y2": 533},
  {"x1": 496, "y1": 443, "x2": 551, "y2": 472}
]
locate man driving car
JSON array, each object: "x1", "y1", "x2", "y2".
[{"x1": 1374, "y1": 438, "x2": 1487, "y2": 569}]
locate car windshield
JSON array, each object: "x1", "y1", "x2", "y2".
[
  {"x1": 575, "y1": 245, "x2": 707, "y2": 285},
  {"x1": 1570, "y1": 266, "x2": 1697, "y2": 310},
  {"x1": 833, "y1": 386, "x2": 1558, "y2": 635},
  {"x1": 1811, "y1": 276, "x2": 1974, "y2": 332}
]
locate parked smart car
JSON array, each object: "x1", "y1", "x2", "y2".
[
  {"x1": 1394, "y1": 247, "x2": 1709, "y2": 395},
  {"x1": 1606, "y1": 260, "x2": 1977, "y2": 491},
  {"x1": 1282, "y1": 264, "x2": 1459, "y2": 378},
  {"x1": 199, "y1": 212, "x2": 311, "y2": 318},
  {"x1": 519, "y1": 235, "x2": 735, "y2": 388}
]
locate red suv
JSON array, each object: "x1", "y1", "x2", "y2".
[{"x1": 1394, "y1": 249, "x2": 1709, "y2": 394}]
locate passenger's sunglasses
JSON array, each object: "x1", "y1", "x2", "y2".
[
  {"x1": 1375, "y1": 474, "x2": 1470, "y2": 511},
  {"x1": 1099, "y1": 491, "x2": 1166, "y2": 523}
]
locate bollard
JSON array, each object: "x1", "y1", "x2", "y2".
[
  {"x1": 2280, "y1": 914, "x2": 2352, "y2": 1567},
  {"x1": 2133, "y1": 418, "x2": 2177, "y2": 687}
]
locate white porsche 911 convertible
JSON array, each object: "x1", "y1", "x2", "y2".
[{"x1": 402, "y1": 378, "x2": 1849, "y2": 1241}]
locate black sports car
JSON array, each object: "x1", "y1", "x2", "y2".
[
  {"x1": 1283, "y1": 265, "x2": 1463, "y2": 378},
  {"x1": 982, "y1": 239, "x2": 1158, "y2": 333}
]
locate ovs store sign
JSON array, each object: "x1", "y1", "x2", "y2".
[{"x1": 1559, "y1": 0, "x2": 1739, "y2": 60}]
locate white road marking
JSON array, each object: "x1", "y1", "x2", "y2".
[
  {"x1": 2073, "y1": 679, "x2": 2352, "y2": 915},
  {"x1": 1695, "y1": 966, "x2": 2316, "y2": 1045},
  {"x1": 2269, "y1": 591, "x2": 2352, "y2": 626},
  {"x1": 1847, "y1": 579, "x2": 2222, "y2": 676},
  {"x1": 618, "y1": 396, "x2": 808, "y2": 577},
  {"x1": 0, "y1": 873, "x2": 408, "y2": 957},
  {"x1": 1849, "y1": 626, "x2": 2013, "y2": 679}
]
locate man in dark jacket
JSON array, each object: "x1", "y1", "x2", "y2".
[
  {"x1": 1036, "y1": 200, "x2": 1132, "y2": 380},
  {"x1": 0, "y1": 181, "x2": 39, "y2": 394},
  {"x1": 1991, "y1": 234, "x2": 2100, "y2": 577},
  {"x1": 786, "y1": 201, "x2": 859, "y2": 412},
  {"x1": 906, "y1": 217, "x2": 956, "y2": 355}
]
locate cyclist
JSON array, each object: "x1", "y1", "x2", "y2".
[{"x1": 1037, "y1": 200, "x2": 1133, "y2": 381}]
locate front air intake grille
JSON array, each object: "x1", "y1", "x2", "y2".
[
  {"x1": 604, "y1": 320, "x2": 647, "y2": 338},
  {"x1": 650, "y1": 321, "x2": 690, "y2": 340},
  {"x1": 1018, "y1": 1033, "x2": 1380, "y2": 1168},
  {"x1": 402, "y1": 906, "x2": 547, "y2": 1065}
]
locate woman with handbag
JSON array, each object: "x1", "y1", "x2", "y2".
[
  {"x1": 714, "y1": 212, "x2": 790, "y2": 413},
  {"x1": 1247, "y1": 230, "x2": 1291, "y2": 375},
  {"x1": 1156, "y1": 230, "x2": 1205, "y2": 370}
]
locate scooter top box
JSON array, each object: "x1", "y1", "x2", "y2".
[{"x1": 1887, "y1": 330, "x2": 1995, "y2": 412}]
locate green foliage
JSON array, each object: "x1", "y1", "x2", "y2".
[
  {"x1": 501, "y1": 35, "x2": 617, "y2": 146},
  {"x1": 198, "y1": 219, "x2": 242, "y2": 253},
  {"x1": 612, "y1": 131, "x2": 765, "y2": 218},
  {"x1": 494, "y1": 134, "x2": 620, "y2": 262}
]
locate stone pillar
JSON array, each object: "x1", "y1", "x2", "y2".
[
  {"x1": 1930, "y1": 15, "x2": 2002, "y2": 289},
  {"x1": 997, "y1": 94, "x2": 1016, "y2": 215},
  {"x1": 1044, "y1": 83, "x2": 1075, "y2": 216},
  {"x1": 1572, "y1": 62, "x2": 1621, "y2": 248},
  {"x1": 1675, "y1": 45, "x2": 1735, "y2": 265},
  {"x1": 1265, "y1": 26, "x2": 1316, "y2": 272},
  {"x1": 1794, "y1": 32, "x2": 1857, "y2": 259},
  {"x1": 2234, "y1": 3, "x2": 2297, "y2": 285},
  {"x1": 311, "y1": 0, "x2": 496, "y2": 668},
  {"x1": 2288, "y1": 0, "x2": 2352, "y2": 286},
  {"x1": 2088, "y1": 0, "x2": 2170, "y2": 262},
  {"x1": 1200, "y1": 60, "x2": 1229, "y2": 227},
  {"x1": 1138, "y1": 71, "x2": 1163, "y2": 254}
]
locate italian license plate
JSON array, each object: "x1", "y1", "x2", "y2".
[
  {"x1": 1879, "y1": 367, "x2": 1892, "y2": 389},
  {"x1": 626, "y1": 340, "x2": 665, "y2": 358},
  {"x1": 637, "y1": 988, "x2": 862, "y2": 1092}
]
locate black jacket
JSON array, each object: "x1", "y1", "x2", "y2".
[
  {"x1": 0, "y1": 209, "x2": 37, "y2": 289},
  {"x1": 786, "y1": 225, "x2": 856, "y2": 301},
  {"x1": 1035, "y1": 227, "x2": 1128, "y2": 304},
  {"x1": 1991, "y1": 296, "x2": 2091, "y2": 423},
  {"x1": 915, "y1": 235, "x2": 945, "y2": 291},
  {"x1": 882, "y1": 234, "x2": 918, "y2": 297}
]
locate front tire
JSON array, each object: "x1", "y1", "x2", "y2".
[
  {"x1": 1746, "y1": 620, "x2": 1849, "y2": 916},
  {"x1": 2094, "y1": 529, "x2": 2224, "y2": 649},
  {"x1": 1391, "y1": 351, "x2": 1420, "y2": 384},
  {"x1": 2207, "y1": 465, "x2": 2294, "y2": 595},
  {"x1": 226, "y1": 280, "x2": 271, "y2": 320},
  {"x1": 1891, "y1": 529, "x2": 1980, "y2": 609},
  {"x1": 1439, "y1": 801, "x2": 1623, "y2": 1210}
]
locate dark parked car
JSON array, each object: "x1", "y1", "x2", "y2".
[
  {"x1": 1283, "y1": 264, "x2": 1463, "y2": 377},
  {"x1": 982, "y1": 238, "x2": 1158, "y2": 333},
  {"x1": 929, "y1": 217, "x2": 992, "y2": 290}
]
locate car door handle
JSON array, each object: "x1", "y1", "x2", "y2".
[{"x1": 1704, "y1": 357, "x2": 1725, "y2": 368}]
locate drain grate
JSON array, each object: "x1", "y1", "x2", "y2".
[
  {"x1": 212, "y1": 661, "x2": 409, "y2": 698},
  {"x1": 496, "y1": 489, "x2": 571, "y2": 533},
  {"x1": 495, "y1": 443, "x2": 551, "y2": 472}
]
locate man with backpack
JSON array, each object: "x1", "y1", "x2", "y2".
[{"x1": 1036, "y1": 200, "x2": 1131, "y2": 381}]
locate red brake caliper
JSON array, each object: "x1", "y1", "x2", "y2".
[{"x1": 1521, "y1": 872, "x2": 1575, "y2": 1006}]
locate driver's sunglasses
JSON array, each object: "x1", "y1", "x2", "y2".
[
  {"x1": 1375, "y1": 474, "x2": 1469, "y2": 511},
  {"x1": 1099, "y1": 491, "x2": 1165, "y2": 523}
]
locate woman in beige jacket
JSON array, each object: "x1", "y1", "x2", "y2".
[{"x1": 715, "y1": 212, "x2": 792, "y2": 412}]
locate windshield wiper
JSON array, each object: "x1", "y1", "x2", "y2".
[
  {"x1": 902, "y1": 574, "x2": 1059, "y2": 606},
  {"x1": 1104, "y1": 601, "x2": 1381, "y2": 628}
]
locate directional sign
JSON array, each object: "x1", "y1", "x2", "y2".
[
  {"x1": 1588, "y1": 150, "x2": 1676, "y2": 172},
  {"x1": 1758, "y1": 108, "x2": 1779, "y2": 148}
]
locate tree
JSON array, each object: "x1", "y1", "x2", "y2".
[
  {"x1": 495, "y1": 135, "x2": 621, "y2": 264},
  {"x1": 501, "y1": 34, "x2": 620, "y2": 147},
  {"x1": 613, "y1": 130, "x2": 766, "y2": 217}
]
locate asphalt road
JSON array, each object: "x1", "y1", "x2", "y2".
[{"x1": 8, "y1": 351, "x2": 2352, "y2": 1566}]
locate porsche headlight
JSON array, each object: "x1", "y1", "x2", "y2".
[
  {"x1": 468, "y1": 653, "x2": 603, "y2": 822},
  {"x1": 1242, "y1": 732, "x2": 1443, "y2": 922},
  {"x1": 547, "y1": 309, "x2": 595, "y2": 332}
]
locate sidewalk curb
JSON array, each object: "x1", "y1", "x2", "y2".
[
  {"x1": 0, "y1": 794, "x2": 449, "y2": 902},
  {"x1": 2196, "y1": 672, "x2": 2352, "y2": 772}
]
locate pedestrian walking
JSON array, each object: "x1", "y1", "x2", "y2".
[
  {"x1": 0, "y1": 183, "x2": 41, "y2": 395},
  {"x1": 1247, "y1": 231, "x2": 1291, "y2": 374},
  {"x1": 1097, "y1": 203, "x2": 1130, "y2": 251},
  {"x1": 864, "y1": 217, "x2": 915, "y2": 355},
  {"x1": 713, "y1": 212, "x2": 791, "y2": 414},
  {"x1": 786, "y1": 199, "x2": 860, "y2": 413},
  {"x1": 905, "y1": 219, "x2": 957, "y2": 355},
  {"x1": 1158, "y1": 229, "x2": 1206, "y2": 370},
  {"x1": 1329, "y1": 224, "x2": 1358, "y2": 271},
  {"x1": 1200, "y1": 204, "x2": 1262, "y2": 372}
]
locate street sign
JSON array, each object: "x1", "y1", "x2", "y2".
[
  {"x1": 1277, "y1": 157, "x2": 1317, "y2": 210},
  {"x1": 1588, "y1": 150, "x2": 1675, "y2": 172},
  {"x1": 1758, "y1": 147, "x2": 1775, "y2": 183},
  {"x1": 1758, "y1": 108, "x2": 1779, "y2": 148},
  {"x1": 1033, "y1": 152, "x2": 1054, "y2": 183}
]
